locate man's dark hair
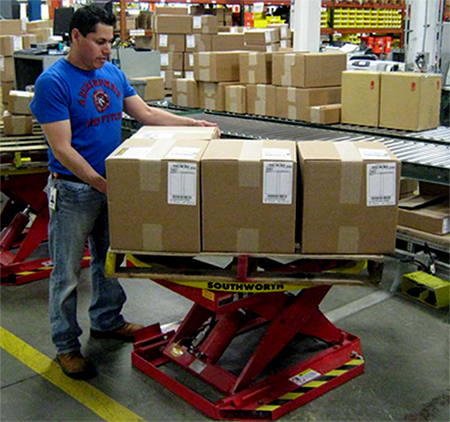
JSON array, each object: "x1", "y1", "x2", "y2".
[{"x1": 69, "y1": 4, "x2": 116, "y2": 41}]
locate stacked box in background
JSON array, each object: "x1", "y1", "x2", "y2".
[
  {"x1": 4, "y1": 90, "x2": 34, "y2": 136},
  {"x1": 244, "y1": 28, "x2": 280, "y2": 52},
  {"x1": 0, "y1": 21, "x2": 22, "y2": 87},
  {"x1": 297, "y1": 141, "x2": 401, "y2": 254},
  {"x1": 25, "y1": 19, "x2": 53, "y2": 43},
  {"x1": 128, "y1": 77, "x2": 165, "y2": 102},
  {"x1": 225, "y1": 85, "x2": 247, "y2": 114},
  {"x1": 268, "y1": 24, "x2": 292, "y2": 49},
  {"x1": 172, "y1": 78, "x2": 199, "y2": 108},
  {"x1": 201, "y1": 139, "x2": 297, "y2": 253},
  {"x1": 106, "y1": 126, "x2": 219, "y2": 253}
]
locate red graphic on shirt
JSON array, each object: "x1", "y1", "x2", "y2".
[{"x1": 93, "y1": 89, "x2": 110, "y2": 112}]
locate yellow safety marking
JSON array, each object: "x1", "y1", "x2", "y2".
[
  {"x1": 279, "y1": 392, "x2": 305, "y2": 400},
  {"x1": 38, "y1": 266, "x2": 53, "y2": 270},
  {"x1": 202, "y1": 289, "x2": 215, "y2": 301},
  {"x1": 256, "y1": 405, "x2": 280, "y2": 411},
  {"x1": 331, "y1": 260, "x2": 367, "y2": 275},
  {"x1": 15, "y1": 271, "x2": 35, "y2": 276},
  {"x1": 326, "y1": 369, "x2": 347, "y2": 376},
  {"x1": 0, "y1": 326, "x2": 144, "y2": 422},
  {"x1": 105, "y1": 252, "x2": 117, "y2": 276},
  {"x1": 347, "y1": 358, "x2": 364, "y2": 366},
  {"x1": 302, "y1": 380, "x2": 328, "y2": 388}
]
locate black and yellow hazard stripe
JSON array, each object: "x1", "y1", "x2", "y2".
[{"x1": 257, "y1": 358, "x2": 364, "y2": 411}]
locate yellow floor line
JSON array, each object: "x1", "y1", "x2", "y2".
[{"x1": 0, "y1": 326, "x2": 144, "y2": 422}]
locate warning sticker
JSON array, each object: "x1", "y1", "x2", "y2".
[
  {"x1": 289, "y1": 369, "x2": 321, "y2": 387},
  {"x1": 168, "y1": 162, "x2": 197, "y2": 206},
  {"x1": 263, "y1": 162, "x2": 293, "y2": 204},
  {"x1": 367, "y1": 163, "x2": 397, "y2": 207}
]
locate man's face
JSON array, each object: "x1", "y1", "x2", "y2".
[{"x1": 72, "y1": 23, "x2": 113, "y2": 70}]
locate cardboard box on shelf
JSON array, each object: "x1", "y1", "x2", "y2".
[
  {"x1": 398, "y1": 201, "x2": 449, "y2": 235},
  {"x1": 192, "y1": 15, "x2": 218, "y2": 34},
  {"x1": 0, "y1": 35, "x2": 23, "y2": 56},
  {"x1": 136, "y1": 11, "x2": 153, "y2": 30},
  {"x1": 106, "y1": 137, "x2": 209, "y2": 253},
  {"x1": 297, "y1": 141, "x2": 401, "y2": 254},
  {"x1": 161, "y1": 69, "x2": 183, "y2": 90},
  {"x1": 172, "y1": 78, "x2": 199, "y2": 108},
  {"x1": 28, "y1": 28, "x2": 52, "y2": 43},
  {"x1": 194, "y1": 52, "x2": 240, "y2": 82},
  {"x1": 0, "y1": 56, "x2": 15, "y2": 82},
  {"x1": 134, "y1": 36, "x2": 152, "y2": 50},
  {"x1": 240, "y1": 52, "x2": 273, "y2": 84},
  {"x1": 198, "y1": 82, "x2": 237, "y2": 111},
  {"x1": 3, "y1": 113, "x2": 33, "y2": 136},
  {"x1": 273, "y1": 52, "x2": 347, "y2": 88},
  {"x1": 202, "y1": 139, "x2": 297, "y2": 253},
  {"x1": 152, "y1": 34, "x2": 185, "y2": 52},
  {"x1": 128, "y1": 77, "x2": 165, "y2": 102},
  {"x1": 26, "y1": 20, "x2": 52, "y2": 31},
  {"x1": 276, "y1": 86, "x2": 341, "y2": 121},
  {"x1": 154, "y1": 5, "x2": 189, "y2": 15},
  {"x1": 225, "y1": 85, "x2": 247, "y2": 114},
  {"x1": 309, "y1": 104, "x2": 341, "y2": 124},
  {"x1": 7, "y1": 90, "x2": 34, "y2": 115},
  {"x1": 245, "y1": 29, "x2": 280, "y2": 45},
  {"x1": 159, "y1": 52, "x2": 184, "y2": 70},
  {"x1": 185, "y1": 34, "x2": 213, "y2": 52},
  {"x1": 21, "y1": 34, "x2": 37, "y2": 49},
  {"x1": 153, "y1": 15, "x2": 193, "y2": 34},
  {"x1": 1, "y1": 81, "x2": 14, "y2": 104},
  {"x1": 379, "y1": 72, "x2": 441, "y2": 131},
  {"x1": 246, "y1": 84, "x2": 276, "y2": 117},
  {"x1": 211, "y1": 33, "x2": 246, "y2": 51},
  {"x1": 342, "y1": 71, "x2": 380, "y2": 127},
  {"x1": 0, "y1": 19, "x2": 22, "y2": 36}
]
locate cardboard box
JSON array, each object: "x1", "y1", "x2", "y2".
[
  {"x1": 0, "y1": 35, "x2": 23, "y2": 56},
  {"x1": 280, "y1": 39, "x2": 292, "y2": 49},
  {"x1": 246, "y1": 43, "x2": 280, "y2": 53},
  {"x1": 26, "y1": 20, "x2": 52, "y2": 31},
  {"x1": 184, "y1": 52, "x2": 194, "y2": 71},
  {"x1": 247, "y1": 84, "x2": 276, "y2": 117},
  {"x1": 273, "y1": 52, "x2": 347, "y2": 88},
  {"x1": 131, "y1": 125, "x2": 219, "y2": 141},
  {"x1": 240, "y1": 52, "x2": 272, "y2": 84},
  {"x1": 297, "y1": 141, "x2": 401, "y2": 254},
  {"x1": 184, "y1": 70, "x2": 194, "y2": 80},
  {"x1": 128, "y1": 77, "x2": 165, "y2": 101},
  {"x1": 194, "y1": 52, "x2": 240, "y2": 82},
  {"x1": 185, "y1": 34, "x2": 213, "y2": 52},
  {"x1": 154, "y1": 15, "x2": 193, "y2": 34},
  {"x1": 401, "y1": 271, "x2": 450, "y2": 309},
  {"x1": 172, "y1": 78, "x2": 198, "y2": 108},
  {"x1": 161, "y1": 69, "x2": 183, "y2": 90},
  {"x1": 276, "y1": 86, "x2": 341, "y2": 121},
  {"x1": 211, "y1": 33, "x2": 246, "y2": 51},
  {"x1": 310, "y1": 104, "x2": 341, "y2": 124},
  {"x1": 134, "y1": 36, "x2": 152, "y2": 50},
  {"x1": 398, "y1": 201, "x2": 449, "y2": 235},
  {"x1": 154, "y1": 5, "x2": 188, "y2": 15},
  {"x1": 1, "y1": 81, "x2": 14, "y2": 104},
  {"x1": 225, "y1": 85, "x2": 247, "y2": 114},
  {"x1": 0, "y1": 56, "x2": 14, "y2": 82},
  {"x1": 245, "y1": 29, "x2": 280, "y2": 45},
  {"x1": 7, "y1": 90, "x2": 34, "y2": 115},
  {"x1": 136, "y1": 11, "x2": 153, "y2": 30},
  {"x1": 106, "y1": 137, "x2": 209, "y2": 253},
  {"x1": 28, "y1": 28, "x2": 52, "y2": 43},
  {"x1": 0, "y1": 20, "x2": 22, "y2": 36},
  {"x1": 342, "y1": 71, "x2": 380, "y2": 127},
  {"x1": 192, "y1": 15, "x2": 218, "y2": 34},
  {"x1": 160, "y1": 52, "x2": 183, "y2": 70},
  {"x1": 3, "y1": 113, "x2": 33, "y2": 136},
  {"x1": 202, "y1": 139, "x2": 297, "y2": 253},
  {"x1": 198, "y1": 82, "x2": 237, "y2": 111},
  {"x1": 379, "y1": 72, "x2": 441, "y2": 131},
  {"x1": 153, "y1": 34, "x2": 185, "y2": 52},
  {"x1": 21, "y1": 34, "x2": 37, "y2": 49},
  {"x1": 267, "y1": 24, "x2": 291, "y2": 40}
]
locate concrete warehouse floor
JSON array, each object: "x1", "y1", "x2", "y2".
[{"x1": 1, "y1": 256, "x2": 449, "y2": 422}]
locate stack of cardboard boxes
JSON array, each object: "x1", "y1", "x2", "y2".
[
  {"x1": 3, "y1": 90, "x2": 34, "y2": 136},
  {"x1": 106, "y1": 126, "x2": 401, "y2": 255},
  {"x1": 25, "y1": 19, "x2": 53, "y2": 43}
]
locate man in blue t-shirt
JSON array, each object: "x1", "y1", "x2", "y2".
[{"x1": 30, "y1": 5, "x2": 216, "y2": 380}]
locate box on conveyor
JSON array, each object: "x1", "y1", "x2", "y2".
[
  {"x1": 198, "y1": 82, "x2": 237, "y2": 111},
  {"x1": 7, "y1": 90, "x2": 34, "y2": 115},
  {"x1": 246, "y1": 84, "x2": 276, "y2": 117},
  {"x1": 297, "y1": 141, "x2": 401, "y2": 254},
  {"x1": 239, "y1": 52, "x2": 272, "y2": 84},
  {"x1": 201, "y1": 139, "x2": 297, "y2": 253},
  {"x1": 194, "y1": 52, "x2": 241, "y2": 82},
  {"x1": 225, "y1": 85, "x2": 247, "y2": 114},
  {"x1": 3, "y1": 112, "x2": 33, "y2": 136},
  {"x1": 106, "y1": 127, "x2": 218, "y2": 253},
  {"x1": 172, "y1": 78, "x2": 198, "y2": 108}
]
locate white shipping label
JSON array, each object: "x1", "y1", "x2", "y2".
[
  {"x1": 289, "y1": 369, "x2": 321, "y2": 387},
  {"x1": 166, "y1": 147, "x2": 201, "y2": 159},
  {"x1": 13, "y1": 36, "x2": 23, "y2": 50},
  {"x1": 266, "y1": 45, "x2": 273, "y2": 52},
  {"x1": 188, "y1": 53, "x2": 194, "y2": 67},
  {"x1": 116, "y1": 147, "x2": 154, "y2": 159},
  {"x1": 262, "y1": 148, "x2": 292, "y2": 160},
  {"x1": 160, "y1": 70, "x2": 166, "y2": 79},
  {"x1": 193, "y1": 16, "x2": 202, "y2": 29},
  {"x1": 130, "y1": 29, "x2": 145, "y2": 36},
  {"x1": 0, "y1": 56, "x2": 4, "y2": 71},
  {"x1": 281, "y1": 27, "x2": 288, "y2": 38},
  {"x1": 443, "y1": 217, "x2": 449, "y2": 234},
  {"x1": 159, "y1": 34, "x2": 168, "y2": 47},
  {"x1": 168, "y1": 162, "x2": 197, "y2": 206},
  {"x1": 367, "y1": 163, "x2": 397, "y2": 206},
  {"x1": 185, "y1": 71, "x2": 194, "y2": 79},
  {"x1": 265, "y1": 31, "x2": 271, "y2": 43},
  {"x1": 359, "y1": 148, "x2": 391, "y2": 160},
  {"x1": 186, "y1": 35, "x2": 195, "y2": 48},
  {"x1": 160, "y1": 53, "x2": 169, "y2": 66},
  {"x1": 263, "y1": 162, "x2": 293, "y2": 204}
]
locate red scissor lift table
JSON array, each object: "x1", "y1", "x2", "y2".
[{"x1": 110, "y1": 253, "x2": 377, "y2": 421}]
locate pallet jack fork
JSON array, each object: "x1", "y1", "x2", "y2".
[{"x1": 132, "y1": 273, "x2": 365, "y2": 421}]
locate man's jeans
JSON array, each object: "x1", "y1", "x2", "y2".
[{"x1": 48, "y1": 176, "x2": 126, "y2": 354}]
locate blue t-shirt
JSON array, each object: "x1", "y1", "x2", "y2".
[{"x1": 30, "y1": 59, "x2": 136, "y2": 177}]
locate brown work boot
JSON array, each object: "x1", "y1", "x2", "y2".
[
  {"x1": 90, "y1": 321, "x2": 144, "y2": 342},
  {"x1": 56, "y1": 351, "x2": 97, "y2": 380}
]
